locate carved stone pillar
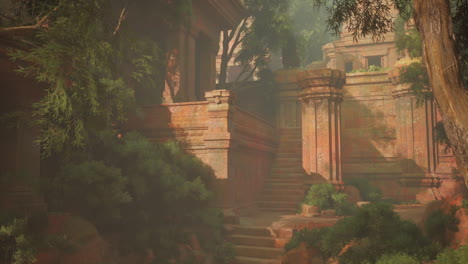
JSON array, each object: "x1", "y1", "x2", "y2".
[
  {"x1": 163, "y1": 28, "x2": 197, "y2": 103},
  {"x1": 204, "y1": 89, "x2": 236, "y2": 208},
  {"x1": 298, "y1": 69, "x2": 345, "y2": 183},
  {"x1": 392, "y1": 84, "x2": 436, "y2": 174}
]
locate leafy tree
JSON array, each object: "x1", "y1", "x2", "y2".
[
  {"x1": 218, "y1": 0, "x2": 294, "y2": 87},
  {"x1": 289, "y1": 0, "x2": 334, "y2": 65},
  {"x1": 313, "y1": 0, "x2": 468, "y2": 187},
  {"x1": 1, "y1": 0, "x2": 191, "y2": 156}
]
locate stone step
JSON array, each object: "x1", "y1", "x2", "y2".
[
  {"x1": 264, "y1": 183, "x2": 303, "y2": 190},
  {"x1": 278, "y1": 130, "x2": 301, "y2": 135},
  {"x1": 229, "y1": 234, "x2": 275, "y2": 247},
  {"x1": 276, "y1": 147, "x2": 301, "y2": 151},
  {"x1": 260, "y1": 194, "x2": 303, "y2": 202},
  {"x1": 258, "y1": 201, "x2": 299, "y2": 209},
  {"x1": 235, "y1": 256, "x2": 281, "y2": 264},
  {"x1": 258, "y1": 207, "x2": 298, "y2": 213},
  {"x1": 264, "y1": 178, "x2": 302, "y2": 183},
  {"x1": 275, "y1": 154, "x2": 302, "y2": 159},
  {"x1": 269, "y1": 173, "x2": 305, "y2": 178},
  {"x1": 271, "y1": 168, "x2": 305, "y2": 174},
  {"x1": 273, "y1": 157, "x2": 302, "y2": 163},
  {"x1": 277, "y1": 139, "x2": 301, "y2": 143},
  {"x1": 230, "y1": 225, "x2": 272, "y2": 237},
  {"x1": 278, "y1": 128, "x2": 301, "y2": 132},
  {"x1": 271, "y1": 164, "x2": 302, "y2": 169},
  {"x1": 235, "y1": 246, "x2": 283, "y2": 259},
  {"x1": 262, "y1": 188, "x2": 304, "y2": 196}
]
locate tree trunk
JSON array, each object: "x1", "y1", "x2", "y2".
[
  {"x1": 414, "y1": 0, "x2": 468, "y2": 187},
  {"x1": 218, "y1": 30, "x2": 230, "y2": 89}
]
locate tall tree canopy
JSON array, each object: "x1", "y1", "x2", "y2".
[
  {"x1": 315, "y1": 0, "x2": 468, "y2": 186},
  {"x1": 290, "y1": 0, "x2": 333, "y2": 65},
  {"x1": 218, "y1": 0, "x2": 334, "y2": 86},
  {"x1": 0, "y1": 0, "x2": 192, "y2": 156},
  {"x1": 218, "y1": 0, "x2": 292, "y2": 87}
]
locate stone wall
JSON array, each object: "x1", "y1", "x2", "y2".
[
  {"x1": 129, "y1": 90, "x2": 277, "y2": 213},
  {"x1": 340, "y1": 71, "x2": 464, "y2": 201},
  {"x1": 341, "y1": 71, "x2": 400, "y2": 196}
]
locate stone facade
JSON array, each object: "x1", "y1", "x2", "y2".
[
  {"x1": 129, "y1": 90, "x2": 277, "y2": 213},
  {"x1": 323, "y1": 29, "x2": 399, "y2": 72},
  {"x1": 315, "y1": 31, "x2": 464, "y2": 201}
]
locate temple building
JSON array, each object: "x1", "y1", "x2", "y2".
[{"x1": 1, "y1": 0, "x2": 465, "y2": 216}]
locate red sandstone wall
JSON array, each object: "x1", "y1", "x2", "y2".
[
  {"x1": 130, "y1": 102, "x2": 210, "y2": 148},
  {"x1": 229, "y1": 108, "x2": 276, "y2": 212},
  {"x1": 129, "y1": 92, "x2": 277, "y2": 213},
  {"x1": 341, "y1": 71, "x2": 464, "y2": 201}
]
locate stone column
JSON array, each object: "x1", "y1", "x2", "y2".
[
  {"x1": 392, "y1": 84, "x2": 436, "y2": 174},
  {"x1": 298, "y1": 69, "x2": 345, "y2": 183},
  {"x1": 204, "y1": 90, "x2": 236, "y2": 208},
  {"x1": 163, "y1": 27, "x2": 196, "y2": 103}
]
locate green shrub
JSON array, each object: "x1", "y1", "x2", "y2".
[
  {"x1": 302, "y1": 183, "x2": 355, "y2": 216},
  {"x1": 350, "y1": 65, "x2": 389, "y2": 73},
  {"x1": 375, "y1": 253, "x2": 419, "y2": 264},
  {"x1": 286, "y1": 202, "x2": 440, "y2": 264},
  {"x1": 303, "y1": 183, "x2": 336, "y2": 209},
  {"x1": 45, "y1": 131, "x2": 223, "y2": 262},
  {"x1": 345, "y1": 177, "x2": 382, "y2": 202},
  {"x1": 436, "y1": 245, "x2": 468, "y2": 264},
  {"x1": 0, "y1": 218, "x2": 36, "y2": 264},
  {"x1": 284, "y1": 228, "x2": 327, "y2": 252},
  {"x1": 424, "y1": 207, "x2": 460, "y2": 246},
  {"x1": 398, "y1": 61, "x2": 431, "y2": 105},
  {"x1": 462, "y1": 199, "x2": 468, "y2": 209}
]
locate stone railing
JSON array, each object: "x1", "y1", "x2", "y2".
[{"x1": 129, "y1": 90, "x2": 277, "y2": 213}]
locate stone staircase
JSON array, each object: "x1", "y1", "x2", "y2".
[
  {"x1": 228, "y1": 225, "x2": 283, "y2": 264},
  {"x1": 258, "y1": 128, "x2": 305, "y2": 214},
  {"x1": 227, "y1": 128, "x2": 306, "y2": 264}
]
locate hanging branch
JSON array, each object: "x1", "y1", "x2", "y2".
[
  {"x1": 0, "y1": 5, "x2": 59, "y2": 37},
  {"x1": 114, "y1": 7, "x2": 127, "y2": 35}
]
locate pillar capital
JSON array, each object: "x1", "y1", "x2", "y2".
[{"x1": 298, "y1": 69, "x2": 345, "y2": 101}]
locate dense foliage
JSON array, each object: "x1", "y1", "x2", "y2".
[
  {"x1": 2, "y1": 1, "x2": 236, "y2": 262},
  {"x1": 302, "y1": 183, "x2": 354, "y2": 215},
  {"x1": 424, "y1": 207, "x2": 460, "y2": 246},
  {"x1": 218, "y1": 0, "x2": 334, "y2": 86},
  {"x1": 0, "y1": 213, "x2": 67, "y2": 264},
  {"x1": 373, "y1": 253, "x2": 419, "y2": 264},
  {"x1": 285, "y1": 202, "x2": 440, "y2": 263},
  {"x1": 0, "y1": 218, "x2": 36, "y2": 264},
  {"x1": 289, "y1": 0, "x2": 334, "y2": 65},
  {"x1": 3, "y1": 0, "x2": 193, "y2": 157},
  {"x1": 44, "y1": 131, "x2": 232, "y2": 262},
  {"x1": 218, "y1": 0, "x2": 292, "y2": 86},
  {"x1": 435, "y1": 245, "x2": 468, "y2": 264},
  {"x1": 345, "y1": 177, "x2": 382, "y2": 202},
  {"x1": 398, "y1": 61, "x2": 431, "y2": 105}
]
